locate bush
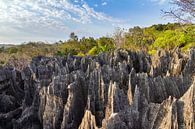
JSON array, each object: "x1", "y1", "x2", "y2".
[
  {"x1": 8, "y1": 47, "x2": 18, "y2": 54},
  {"x1": 150, "y1": 30, "x2": 187, "y2": 50}
]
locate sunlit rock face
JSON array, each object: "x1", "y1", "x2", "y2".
[{"x1": 0, "y1": 48, "x2": 194, "y2": 129}]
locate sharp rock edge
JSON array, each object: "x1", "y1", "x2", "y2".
[{"x1": 0, "y1": 48, "x2": 194, "y2": 129}]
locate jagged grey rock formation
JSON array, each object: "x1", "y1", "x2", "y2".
[{"x1": 0, "y1": 48, "x2": 194, "y2": 129}]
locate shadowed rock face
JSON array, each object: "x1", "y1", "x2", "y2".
[{"x1": 0, "y1": 48, "x2": 194, "y2": 129}]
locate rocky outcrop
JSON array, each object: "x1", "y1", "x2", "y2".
[{"x1": 0, "y1": 48, "x2": 194, "y2": 129}]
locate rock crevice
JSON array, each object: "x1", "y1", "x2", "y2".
[{"x1": 0, "y1": 48, "x2": 194, "y2": 129}]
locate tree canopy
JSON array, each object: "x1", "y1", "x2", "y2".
[{"x1": 0, "y1": 23, "x2": 194, "y2": 65}]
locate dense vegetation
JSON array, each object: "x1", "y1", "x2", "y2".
[
  {"x1": 123, "y1": 23, "x2": 194, "y2": 54},
  {"x1": 0, "y1": 23, "x2": 194, "y2": 65}
]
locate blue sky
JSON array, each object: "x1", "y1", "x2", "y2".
[{"x1": 0, "y1": 0, "x2": 173, "y2": 44}]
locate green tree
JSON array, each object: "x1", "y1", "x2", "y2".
[
  {"x1": 69, "y1": 32, "x2": 78, "y2": 41},
  {"x1": 88, "y1": 37, "x2": 115, "y2": 55},
  {"x1": 0, "y1": 47, "x2": 5, "y2": 53},
  {"x1": 151, "y1": 30, "x2": 187, "y2": 50},
  {"x1": 79, "y1": 37, "x2": 97, "y2": 53},
  {"x1": 8, "y1": 47, "x2": 18, "y2": 54},
  {"x1": 124, "y1": 26, "x2": 147, "y2": 50}
]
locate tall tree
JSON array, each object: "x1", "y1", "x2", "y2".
[
  {"x1": 113, "y1": 27, "x2": 124, "y2": 48},
  {"x1": 163, "y1": 0, "x2": 195, "y2": 23},
  {"x1": 69, "y1": 32, "x2": 78, "y2": 41}
]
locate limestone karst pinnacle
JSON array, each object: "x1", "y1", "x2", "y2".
[{"x1": 0, "y1": 48, "x2": 194, "y2": 129}]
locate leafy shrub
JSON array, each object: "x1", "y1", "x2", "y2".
[
  {"x1": 8, "y1": 47, "x2": 18, "y2": 54},
  {"x1": 150, "y1": 30, "x2": 187, "y2": 50}
]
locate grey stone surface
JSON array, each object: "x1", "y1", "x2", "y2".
[{"x1": 0, "y1": 48, "x2": 194, "y2": 129}]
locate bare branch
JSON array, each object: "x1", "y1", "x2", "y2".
[{"x1": 162, "y1": 0, "x2": 195, "y2": 23}]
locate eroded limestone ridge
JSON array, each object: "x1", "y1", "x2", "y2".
[{"x1": 0, "y1": 48, "x2": 194, "y2": 129}]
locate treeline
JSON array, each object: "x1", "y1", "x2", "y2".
[
  {"x1": 55, "y1": 23, "x2": 195, "y2": 55},
  {"x1": 56, "y1": 34, "x2": 115, "y2": 56},
  {"x1": 57, "y1": 23, "x2": 195, "y2": 55},
  {"x1": 120, "y1": 23, "x2": 194, "y2": 54},
  {"x1": 0, "y1": 23, "x2": 194, "y2": 65}
]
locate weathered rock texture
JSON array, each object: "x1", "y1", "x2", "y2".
[{"x1": 0, "y1": 48, "x2": 194, "y2": 129}]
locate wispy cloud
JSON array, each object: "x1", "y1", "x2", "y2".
[
  {"x1": 0, "y1": 0, "x2": 169, "y2": 43},
  {"x1": 94, "y1": 4, "x2": 98, "y2": 7},
  {"x1": 150, "y1": 0, "x2": 167, "y2": 4},
  {"x1": 0, "y1": 0, "x2": 120, "y2": 31},
  {"x1": 0, "y1": 0, "x2": 124, "y2": 43},
  {"x1": 102, "y1": 2, "x2": 107, "y2": 6}
]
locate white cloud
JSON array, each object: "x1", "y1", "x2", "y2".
[
  {"x1": 0, "y1": 0, "x2": 120, "y2": 31},
  {"x1": 0, "y1": 0, "x2": 126, "y2": 43},
  {"x1": 150, "y1": 0, "x2": 167, "y2": 4},
  {"x1": 102, "y1": 2, "x2": 107, "y2": 6},
  {"x1": 94, "y1": 4, "x2": 98, "y2": 7}
]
